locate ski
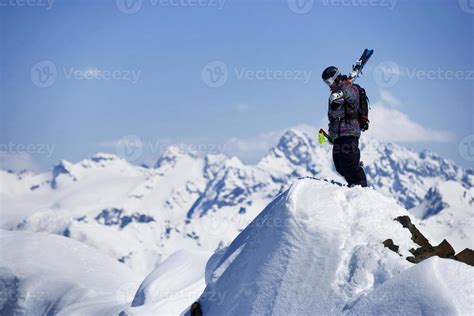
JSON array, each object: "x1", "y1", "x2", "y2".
[{"x1": 348, "y1": 48, "x2": 374, "y2": 82}]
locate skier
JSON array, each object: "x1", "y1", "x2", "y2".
[{"x1": 322, "y1": 66, "x2": 368, "y2": 187}]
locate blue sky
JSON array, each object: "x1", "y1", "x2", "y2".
[{"x1": 1, "y1": 0, "x2": 473, "y2": 170}]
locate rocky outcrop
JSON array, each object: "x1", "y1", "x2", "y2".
[{"x1": 384, "y1": 215, "x2": 474, "y2": 266}]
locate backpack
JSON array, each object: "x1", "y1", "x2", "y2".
[
  {"x1": 353, "y1": 84, "x2": 369, "y2": 131},
  {"x1": 335, "y1": 83, "x2": 370, "y2": 137}
]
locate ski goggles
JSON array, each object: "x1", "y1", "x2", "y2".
[{"x1": 324, "y1": 69, "x2": 341, "y2": 87}]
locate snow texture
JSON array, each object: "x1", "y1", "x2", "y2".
[
  {"x1": 198, "y1": 178, "x2": 473, "y2": 315},
  {"x1": 199, "y1": 178, "x2": 414, "y2": 315}
]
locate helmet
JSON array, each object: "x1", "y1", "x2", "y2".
[{"x1": 322, "y1": 66, "x2": 341, "y2": 87}]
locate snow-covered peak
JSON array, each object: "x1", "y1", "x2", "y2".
[
  {"x1": 267, "y1": 128, "x2": 315, "y2": 164},
  {"x1": 223, "y1": 156, "x2": 245, "y2": 169},
  {"x1": 154, "y1": 144, "x2": 200, "y2": 169},
  {"x1": 412, "y1": 181, "x2": 474, "y2": 251},
  {"x1": 411, "y1": 182, "x2": 456, "y2": 220},
  {"x1": 258, "y1": 129, "x2": 321, "y2": 177},
  {"x1": 3, "y1": 127, "x2": 473, "y2": 280},
  {"x1": 82, "y1": 153, "x2": 137, "y2": 170},
  {"x1": 203, "y1": 153, "x2": 228, "y2": 179},
  {"x1": 51, "y1": 159, "x2": 76, "y2": 189},
  {"x1": 90, "y1": 152, "x2": 123, "y2": 162},
  {"x1": 49, "y1": 153, "x2": 142, "y2": 189},
  {"x1": 199, "y1": 178, "x2": 414, "y2": 314}
]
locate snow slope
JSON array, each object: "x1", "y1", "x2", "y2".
[
  {"x1": 121, "y1": 249, "x2": 210, "y2": 315},
  {"x1": 198, "y1": 178, "x2": 473, "y2": 315},
  {"x1": 0, "y1": 229, "x2": 140, "y2": 316},
  {"x1": 198, "y1": 178, "x2": 415, "y2": 315},
  {"x1": 1, "y1": 178, "x2": 472, "y2": 315},
  {"x1": 348, "y1": 257, "x2": 474, "y2": 315},
  {"x1": 0, "y1": 228, "x2": 212, "y2": 315}
]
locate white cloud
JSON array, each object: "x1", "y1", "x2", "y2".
[
  {"x1": 0, "y1": 151, "x2": 41, "y2": 172},
  {"x1": 224, "y1": 131, "x2": 281, "y2": 163},
  {"x1": 366, "y1": 90, "x2": 455, "y2": 142},
  {"x1": 379, "y1": 89, "x2": 401, "y2": 107}
]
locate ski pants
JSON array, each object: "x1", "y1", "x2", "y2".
[{"x1": 332, "y1": 136, "x2": 368, "y2": 187}]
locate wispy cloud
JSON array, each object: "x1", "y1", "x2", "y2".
[
  {"x1": 0, "y1": 151, "x2": 41, "y2": 172},
  {"x1": 379, "y1": 89, "x2": 401, "y2": 107},
  {"x1": 365, "y1": 90, "x2": 455, "y2": 142}
]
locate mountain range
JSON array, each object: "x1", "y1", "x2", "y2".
[{"x1": 1, "y1": 128, "x2": 472, "y2": 277}]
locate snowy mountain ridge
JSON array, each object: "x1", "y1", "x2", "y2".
[
  {"x1": 197, "y1": 179, "x2": 473, "y2": 315},
  {"x1": 1, "y1": 128, "x2": 472, "y2": 276}
]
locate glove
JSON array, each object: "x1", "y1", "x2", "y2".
[
  {"x1": 360, "y1": 120, "x2": 369, "y2": 131},
  {"x1": 329, "y1": 91, "x2": 344, "y2": 103}
]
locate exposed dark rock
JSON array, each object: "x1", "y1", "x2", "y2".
[
  {"x1": 95, "y1": 208, "x2": 155, "y2": 230},
  {"x1": 407, "y1": 239, "x2": 455, "y2": 264},
  {"x1": 455, "y1": 248, "x2": 474, "y2": 266},
  {"x1": 63, "y1": 227, "x2": 70, "y2": 237},
  {"x1": 393, "y1": 215, "x2": 473, "y2": 266},
  {"x1": 383, "y1": 239, "x2": 400, "y2": 254},
  {"x1": 190, "y1": 302, "x2": 203, "y2": 316},
  {"x1": 395, "y1": 216, "x2": 431, "y2": 248}
]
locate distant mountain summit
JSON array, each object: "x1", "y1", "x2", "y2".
[{"x1": 1, "y1": 128, "x2": 472, "y2": 276}]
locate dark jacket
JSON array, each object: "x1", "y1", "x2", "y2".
[{"x1": 327, "y1": 83, "x2": 361, "y2": 140}]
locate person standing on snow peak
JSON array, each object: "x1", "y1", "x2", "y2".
[{"x1": 322, "y1": 66, "x2": 368, "y2": 188}]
